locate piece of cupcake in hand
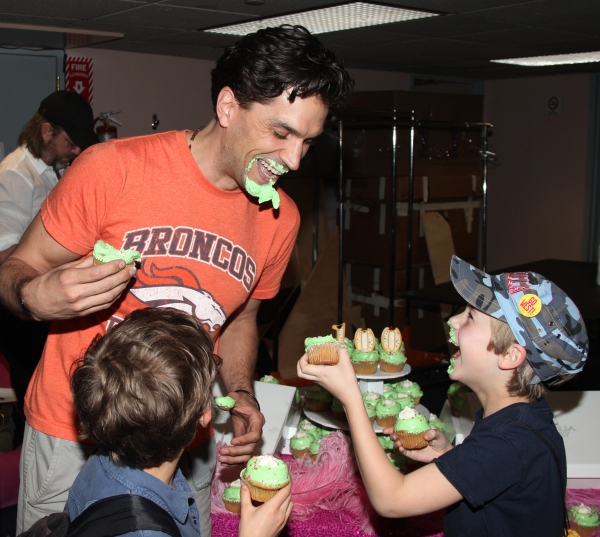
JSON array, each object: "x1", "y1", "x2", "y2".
[
  {"x1": 351, "y1": 328, "x2": 379, "y2": 375},
  {"x1": 214, "y1": 396, "x2": 236, "y2": 411},
  {"x1": 447, "y1": 381, "x2": 471, "y2": 418},
  {"x1": 222, "y1": 479, "x2": 242, "y2": 513},
  {"x1": 240, "y1": 455, "x2": 290, "y2": 503},
  {"x1": 305, "y1": 335, "x2": 340, "y2": 366},
  {"x1": 393, "y1": 407, "x2": 430, "y2": 450},
  {"x1": 92, "y1": 240, "x2": 141, "y2": 268}
]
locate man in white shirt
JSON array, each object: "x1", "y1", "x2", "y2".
[
  {"x1": 0, "y1": 90, "x2": 98, "y2": 262},
  {"x1": 0, "y1": 90, "x2": 97, "y2": 446}
]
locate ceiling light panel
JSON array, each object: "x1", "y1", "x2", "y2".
[
  {"x1": 491, "y1": 51, "x2": 600, "y2": 66},
  {"x1": 203, "y1": 2, "x2": 439, "y2": 36}
]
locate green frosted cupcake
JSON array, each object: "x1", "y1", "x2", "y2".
[
  {"x1": 305, "y1": 335, "x2": 340, "y2": 365},
  {"x1": 240, "y1": 455, "x2": 290, "y2": 503},
  {"x1": 304, "y1": 385, "x2": 333, "y2": 412},
  {"x1": 375, "y1": 398, "x2": 402, "y2": 428},
  {"x1": 395, "y1": 380, "x2": 423, "y2": 406},
  {"x1": 259, "y1": 374, "x2": 280, "y2": 384},
  {"x1": 569, "y1": 504, "x2": 600, "y2": 537},
  {"x1": 393, "y1": 407, "x2": 430, "y2": 450},
  {"x1": 362, "y1": 391, "x2": 382, "y2": 404},
  {"x1": 290, "y1": 431, "x2": 313, "y2": 458},
  {"x1": 364, "y1": 401, "x2": 377, "y2": 424},
  {"x1": 447, "y1": 382, "x2": 471, "y2": 417},
  {"x1": 222, "y1": 479, "x2": 242, "y2": 513},
  {"x1": 428, "y1": 413, "x2": 445, "y2": 432},
  {"x1": 351, "y1": 350, "x2": 379, "y2": 375}
]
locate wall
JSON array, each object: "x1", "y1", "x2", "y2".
[
  {"x1": 66, "y1": 47, "x2": 215, "y2": 138},
  {"x1": 484, "y1": 73, "x2": 590, "y2": 271}
]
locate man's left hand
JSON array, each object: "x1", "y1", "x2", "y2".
[{"x1": 218, "y1": 391, "x2": 265, "y2": 465}]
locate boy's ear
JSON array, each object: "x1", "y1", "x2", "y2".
[
  {"x1": 199, "y1": 407, "x2": 212, "y2": 428},
  {"x1": 498, "y1": 343, "x2": 527, "y2": 371}
]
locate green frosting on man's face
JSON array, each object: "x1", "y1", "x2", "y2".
[{"x1": 244, "y1": 156, "x2": 285, "y2": 209}]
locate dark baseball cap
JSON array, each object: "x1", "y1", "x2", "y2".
[
  {"x1": 450, "y1": 255, "x2": 588, "y2": 384},
  {"x1": 38, "y1": 90, "x2": 98, "y2": 150}
]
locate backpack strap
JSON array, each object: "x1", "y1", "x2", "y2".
[{"x1": 66, "y1": 494, "x2": 182, "y2": 537}]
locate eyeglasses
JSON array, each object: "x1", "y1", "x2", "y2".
[
  {"x1": 59, "y1": 131, "x2": 78, "y2": 151},
  {"x1": 213, "y1": 353, "x2": 223, "y2": 372}
]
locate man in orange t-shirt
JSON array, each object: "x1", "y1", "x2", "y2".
[{"x1": 0, "y1": 25, "x2": 354, "y2": 535}]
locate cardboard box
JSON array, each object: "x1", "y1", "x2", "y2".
[{"x1": 456, "y1": 391, "x2": 600, "y2": 488}]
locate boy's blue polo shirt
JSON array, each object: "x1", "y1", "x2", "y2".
[
  {"x1": 68, "y1": 454, "x2": 201, "y2": 537},
  {"x1": 434, "y1": 400, "x2": 566, "y2": 537}
]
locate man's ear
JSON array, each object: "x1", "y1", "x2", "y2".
[
  {"x1": 41, "y1": 122, "x2": 54, "y2": 143},
  {"x1": 215, "y1": 87, "x2": 237, "y2": 128},
  {"x1": 498, "y1": 343, "x2": 527, "y2": 371},
  {"x1": 199, "y1": 407, "x2": 212, "y2": 428}
]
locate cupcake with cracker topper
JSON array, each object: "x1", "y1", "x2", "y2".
[
  {"x1": 378, "y1": 327, "x2": 407, "y2": 373},
  {"x1": 351, "y1": 328, "x2": 379, "y2": 375}
]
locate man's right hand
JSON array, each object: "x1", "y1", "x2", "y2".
[{"x1": 20, "y1": 255, "x2": 136, "y2": 321}]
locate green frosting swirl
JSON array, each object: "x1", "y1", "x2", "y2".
[
  {"x1": 93, "y1": 240, "x2": 141, "y2": 265},
  {"x1": 569, "y1": 504, "x2": 600, "y2": 527},
  {"x1": 304, "y1": 335, "x2": 338, "y2": 350},
  {"x1": 393, "y1": 407, "x2": 430, "y2": 434},
  {"x1": 378, "y1": 435, "x2": 394, "y2": 450},
  {"x1": 428, "y1": 413, "x2": 445, "y2": 431},
  {"x1": 214, "y1": 396, "x2": 236, "y2": 409},
  {"x1": 363, "y1": 391, "x2": 381, "y2": 403},
  {"x1": 393, "y1": 393, "x2": 415, "y2": 410},
  {"x1": 364, "y1": 402, "x2": 376, "y2": 419},
  {"x1": 222, "y1": 480, "x2": 241, "y2": 502},
  {"x1": 396, "y1": 380, "x2": 423, "y2": 398},
  {"x1": 242, "y1": 455, "x2": 289, "y2": 487},
  {"x1": 375, "y1": 398, "x2": 402, "y2": 419},
  {"x1": 244, "y1": 157, "x2": 284, "y2": 209},
  {"x1": 379, "y1": 350, "x2": 407, "y2": 364},
  {"x1": 351, "y1": 350, "x2": 379, "y2": 363},
  {"x1": 290, "y1": 431, "x2": 313, "y2": 450}
]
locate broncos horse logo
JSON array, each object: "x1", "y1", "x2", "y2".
[{"x1": 130, "y1": 260, "x2": 227, "y2": 332}]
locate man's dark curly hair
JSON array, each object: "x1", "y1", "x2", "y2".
[
  {"x1": 211, "y1": 24, "x2": 354, "y2": 111},
  {"x1": 71, "y1": 307, "x2": 218, "y2": 469}
]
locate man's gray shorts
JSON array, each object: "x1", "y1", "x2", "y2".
[{"x1": 17, "y1": 423, "x2": 217, "y2": 536}]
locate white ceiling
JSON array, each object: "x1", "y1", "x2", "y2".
[{"x1": 2, "y1": 0, "x2": 600, "y2": 79}]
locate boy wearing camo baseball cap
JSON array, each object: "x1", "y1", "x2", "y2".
[{"x1": 296, "y1": 254, "x2": 587, "y2": 537}]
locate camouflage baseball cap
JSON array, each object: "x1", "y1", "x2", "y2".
[{"x1": 450, "y1": 255, "x2": 588, "y2": 384}]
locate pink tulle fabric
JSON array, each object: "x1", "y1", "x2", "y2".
[{"x1": 210, "y1": 433, "x2": 446, "y2": 536}]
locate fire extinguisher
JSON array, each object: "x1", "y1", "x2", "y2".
[{"x1": 95, "y1": 110, "x2": 122, "y2": 142}]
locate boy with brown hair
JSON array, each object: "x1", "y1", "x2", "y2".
[
  {"x1": 69, "y1": 307, "x2": 292, "y2": 537},
  {"x1": 298, "y1": 256, "x2": 588, "y2": 537}
]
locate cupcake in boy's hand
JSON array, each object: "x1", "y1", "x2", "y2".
[
  {"x1": 393, "y1": 407, "x2": 430, "y2": 450},
  {"x1": 240, "y1": 455, "x2": 290, "y2": 503},
  {"x1": 569, "y1": 504, "x2": 600, "y2": 537},
  {"x1": 222, "y1": 479, "x2": 242, "y2": 513},
  {"x1": 92, "y1": 240, "x2": 141, "y2": 268},
  {"x1": 305, "y1": 335, "x2": 340, "y2": 366}
]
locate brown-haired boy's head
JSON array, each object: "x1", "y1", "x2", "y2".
[{"x1": 71, "y1": 307, "x2": 218, "y2": 469}]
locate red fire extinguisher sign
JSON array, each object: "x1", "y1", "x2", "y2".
[{"x1": 66, "y1": 57, "x2": 93, "y2": 104}]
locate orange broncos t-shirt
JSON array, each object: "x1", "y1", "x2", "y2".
[{"x1": 26, "y1": 130, "x2": 300, "y2": 446}]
